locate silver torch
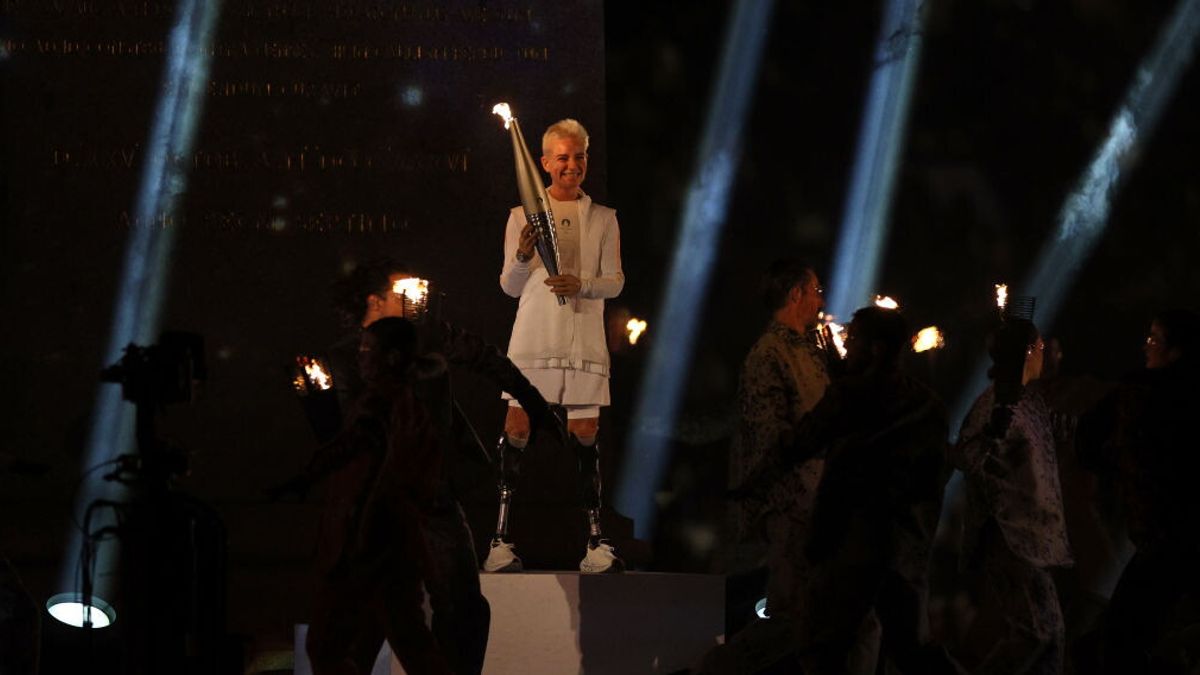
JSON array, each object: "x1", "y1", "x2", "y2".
[{"x1": 492, "y1": 103, "x2": 566, "y2": 306}]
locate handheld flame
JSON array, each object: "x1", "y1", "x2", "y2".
[
  {"x1": 818, "y1": 312, "x2": 849, "y2": 359},
  {"x1": 874, "y1": 295, "x2": 900, "y2": 310},
  {"x1": 392, "y1": 277, "x2": 429, "y2": 304},
  {"x1": 391, "y1": 277, "x2": 430, "y2": 320},
  {"x1": 626, "y1": 318, "x2": 648, "y2": 345},
  {"x1": 995, "y1": 283, "x2": 1008, "y2": 311},
  {"x1": 492, "y1": 102, "x2": 514, "y2": 129},
  {"x1": 912, "y1": 326, "x2": 945, "y2": 353},
  {"x1": 493, "y1": 101, "x2": 566, "y2": 305},
  {"x1": 295, "y1": 356, "x2": 333, "y2": 392}
]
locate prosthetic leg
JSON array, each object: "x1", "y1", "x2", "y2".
[
  {"x1": 574, "y1": 436, "x2": 624, "y2": 573},
  {"x1": 482, "y1": 435, "x2": 524, "y2": 572}
]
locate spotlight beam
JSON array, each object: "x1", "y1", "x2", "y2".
[
  {"x1": 57, "y1": 0, "x2": 221, "y2": 615},
  {"x1": 949, "y1": 0, "x2": 1200, "y2": 438},
  {"x1": 943, "y1": 0, "x2": 1200, "y2": 538},
  {"x1": 826, "y1": 0, "x2": 927, "y2": 320},
  {"x1": 1024, "y1": 0, "x2": 1200, "y2": 327},
  {"x1": 615, "y1": 0, "x2": 776, "y2": 539}
]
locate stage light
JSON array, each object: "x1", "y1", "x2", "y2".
[
  {"x1": 825, "y1": 0, "x2": 927, "y2": 320},
  {"x1": 616, "y1": 0, "x2": 776, "y2": 538},
  {"x1": 60, "y1": 0, "x2": 221, "y2": 614},
  {"x1": 754, "y1": 597, "x2": 769, "y2": 620},
  {"x1": 46, "y1": 592, "x2": 117, "y2": 629}
]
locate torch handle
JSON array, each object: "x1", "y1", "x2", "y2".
[{"x1": 527, "y1": 213, "x2": 566, "y2": 306}]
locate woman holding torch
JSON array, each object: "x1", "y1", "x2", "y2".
[{"x1": 490, "y1": 114, "x2": 625, "y2": 574}]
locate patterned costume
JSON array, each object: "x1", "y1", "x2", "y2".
[
  {"x1": 728, "y1": 320, "x2": 830, "y2": 614},
  {"x1": 954, "y1": 385, "x2": 1073, "y2": 675}
]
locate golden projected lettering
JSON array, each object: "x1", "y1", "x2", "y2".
[
  {"x1": 2, "y1": 0, "x2": 535, "y2": 23},
  {"x1": 51, "y1": 145, "x2": 471, "y2": 174},
  {"x1": 116, "y1": 210, "x2": 412, "y2": 234},
  {"x1": 52, "y1": 146, "x2": 141, "y2": 169},
  {"x1": 0, "y1": 0, "x2": 172, "y2": 17},
  {"x1": 517, "y1": 46, "x2": 549, "y2": 61},
  {"x1": 253, "y1": 147, "x2": 470, "y2": 173},
  {"x1": 206, "y1": 80, "x2": 362, "y2": 99},
  {"x1": 329, "y1": 44, "x2": 506, "y2": 61},
  {"x1": 22, "y1": 38, "x2": 166, "y2": 56},
  {"x1": 12, "y1": 38, "x2": 531, "y2": 63}
]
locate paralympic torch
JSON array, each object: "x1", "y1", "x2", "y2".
[{"x1": 493, "y1": 102, "x2": 566, "y2": 306}]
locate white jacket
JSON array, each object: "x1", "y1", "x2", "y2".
[{"x1": 499, "y1": 192, "x2": 624, "y2": 375}]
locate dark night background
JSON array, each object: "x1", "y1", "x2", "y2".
[{"x1": 2, "y1": 0, "x2": 1198, "y2": 670}]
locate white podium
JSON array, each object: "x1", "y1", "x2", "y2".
[{"x1": 295, "y1": 572, "x2": 724, "y2": 674}]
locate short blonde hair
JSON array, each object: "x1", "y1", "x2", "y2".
[{"x1": 542, "y1": 118, "x2": 589, "y2": 155}]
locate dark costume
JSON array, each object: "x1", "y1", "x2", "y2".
[
  {"x1": 302, "y1": 361, "x2": 453, "y2": 675},
  {"x1": 1085, "y1": 362, "x2": 1200, "y2": 674},
  {"x1": 772, "y1": 371, "x2": 957, "y2": 675},
  {"x1": 311, "y1": 322, "x2": 555, "y2": 674}
]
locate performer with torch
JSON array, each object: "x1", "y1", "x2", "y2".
[{"x1": 491, "y1": 107, "x2": 625, "y2": 573}]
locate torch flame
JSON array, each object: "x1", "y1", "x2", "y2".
[
  {"x1": 296, "y1": 356, "x2": 333, "y2": 391},
  {"x1": 392, "y1": 277, "x2": 429, "y2": 304},
  {"x1": 874, "y1": 295, "x2": 900, "y2": 310},
  {"x1": 995, "y1": 283, "x2": 1008, "y2": 310},
  {"x1": 819, "y1": 312, "x2": 849, "y2": 358},
  {"x1": 912, "y1": 326, "x2": 945, "y2": 353},
  {"x1": 626, "y1": 318, "x2": 648, "y2": 345},
  {"x1": 492, "y1": 102, "x2": 514, "y2": 129}
]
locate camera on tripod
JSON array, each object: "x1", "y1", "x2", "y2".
[
  {"x1": 100, "y1": 331, "x2": 206, "y2": 484},
  {"x1": 101, "y1": 331, "x2": 206, "y2": 406}
]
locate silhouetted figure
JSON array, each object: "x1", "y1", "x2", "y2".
[
  {"x1": 311, "y1": 259, "x2": 560, "y2": 674},
  {"x1": 771, "y1": 307, "x2": 956, "y2": 675},
  {"x1": 954, "y1": 319, "x2": 1072, "y2": 675},
  {"x1": 0, "y1": 457, "x2": 41, "y2": 675},
  {"x1": 287, "y1": 318, "x2": 452, "y2": 674},
  {"x1": 1096, "y1": 309, "x2": 1200, "y2": 674},
  {"x1": 701, "y1": 260, "x2": 884, "y2": 674}
]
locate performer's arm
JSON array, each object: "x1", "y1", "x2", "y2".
[
  {"x1": 579, "y1": 213, "x2": 624, "y2": 299},
  {"x1": 438, "y1": 321, "x2": 562, "y2": 439},
  {"x1": 500, "y1": 210, "x2": 533, "y2": 298}
]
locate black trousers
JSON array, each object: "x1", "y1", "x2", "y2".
[{"x1": 423, "y1": 498, "x2": 491, "y2": 675}]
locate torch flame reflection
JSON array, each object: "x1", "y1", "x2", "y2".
[
  {"x1": 995, "y1": 283, "x2": 1008, "y2": 310},
  {"x1": 492, "y1": 102, "x2": 514, "y2": 129},
  {"x1": 626, "y1": 318, "x2": 648, "y2": 345},
  {"x1": 912, "y1": 326, "x2": 945, "y2": 353},
  {"x1": 874, "y1": 295, "x2": 900, "y2": 310}
]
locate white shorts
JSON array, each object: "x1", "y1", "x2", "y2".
[{"x1": 504, "y1": 367, "x2": 609, "y2": 419}]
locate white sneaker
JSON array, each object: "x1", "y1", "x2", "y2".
[
  {"x1": 579, "y1": 541, "x2": 624, "y2": 574},
  {"x1": 483, "y1": 540, "x2": 523, "y2": 572}
]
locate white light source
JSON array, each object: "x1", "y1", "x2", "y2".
[
  {"x1": 46, "y1": 592, "x2": 116, "y2": 629},
  {"x1": 754, "y1": 597, "x2": 770, "y2": 619}
]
